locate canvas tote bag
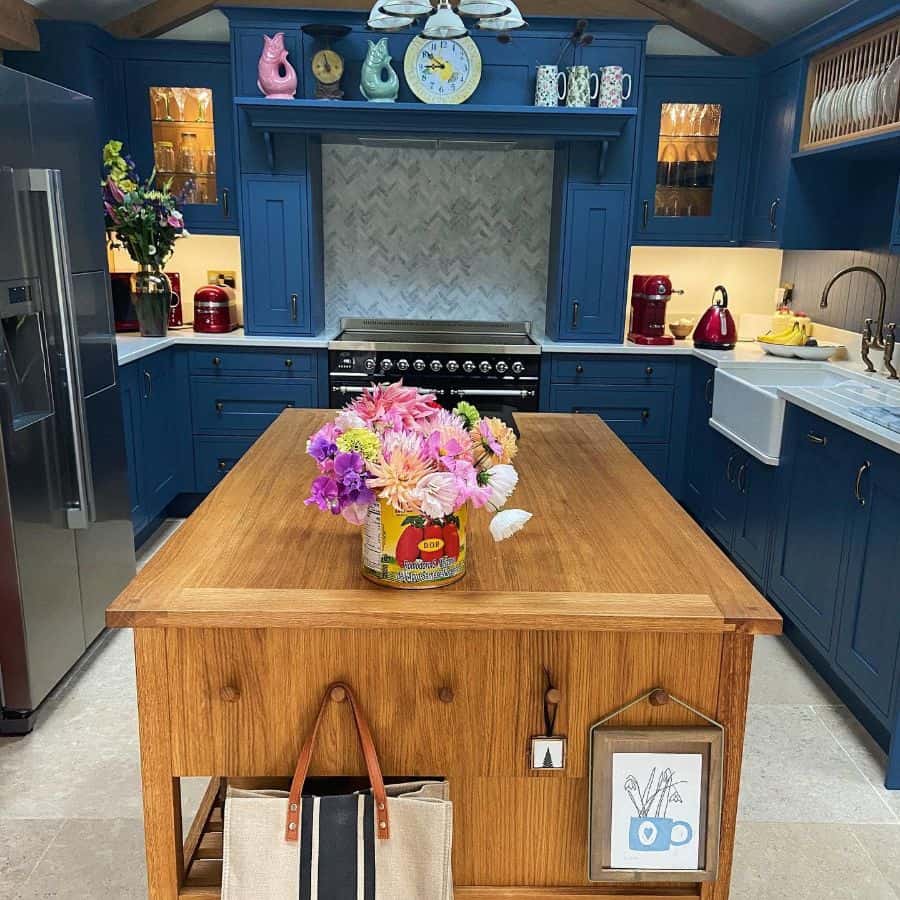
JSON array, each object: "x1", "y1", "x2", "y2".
[{"x1": 222, "y1": 681, "x2": 453, "y2": 900}]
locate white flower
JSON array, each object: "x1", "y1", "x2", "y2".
[
  {"x1": 335, "y1": 409, "x2": 368, "y2": 432},
  {"x1": 489, "y1": 508, "x2": 532, "y2": 542},
  {"x1": 485, "y1": 464, "x2": 518, "y2": 511},
  {"x1": 412, "y1": 472, "x2": 458, "y2": 520},
  {"x1": 147, "y1": 245, "x2": 157, "y2": 256}
]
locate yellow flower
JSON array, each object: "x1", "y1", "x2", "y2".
[{"x1": 336, "y1": 427, "x2": 381, "y2": 462}]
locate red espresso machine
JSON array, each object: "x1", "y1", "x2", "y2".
[{"x1": 628, "y1": 274, "x2": 682, "y2": 345}]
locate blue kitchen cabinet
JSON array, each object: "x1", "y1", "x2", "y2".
[
  {"x1": 547, "y1": 185, "x2": 629, "y2": 342},
  {"x1": 119, "y1": 350, "x2": 186, "y2": 537},
  {"x1": 743, "y1": 62, "x2": 803, "y2": 245},
  {"x1": 242, "y1": 176, "x2": 323, "y2": 336},
  {"x1": 835, "y1": 443, "x2": 900, "y2": 719},
  {"x1": 892, "y1": 176, "x2": 900, "y2": 253},
  {"x1": 769, "y1": 408, "x2": 857, "y2": 652},
  {"x1": 634, "y1": 74, "x2": 753, "y2": 245},
  {"x1": 124, "y1": 52, "x2": 237, "y2": 234},
  {"x1": 681, "y1": 359, "x2": 715, "y2": 521},
  {"x1": 705, "y1": 430, "x2": 743, "y2": 550}
]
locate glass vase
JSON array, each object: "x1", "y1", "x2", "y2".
[{"x1": 130, "y1": 266, "x2": 172, "y2": 337}]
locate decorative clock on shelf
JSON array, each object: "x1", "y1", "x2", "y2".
[{"x1": 403, "y1": 36, "x2": 482, "y2": 104}]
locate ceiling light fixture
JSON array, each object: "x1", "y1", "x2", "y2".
[
  {"x1": 367, "y1": 0, "x2": 525, "y2": 38},
  {"x1": 476, "y1": 0, "x2": 527, "y2": 31}
]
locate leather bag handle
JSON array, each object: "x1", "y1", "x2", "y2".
[{"x1": 284, "y1": 682, "x2": 390, "y2": 842}]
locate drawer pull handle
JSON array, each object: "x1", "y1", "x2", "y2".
[
  {"x1": 222, "y1": 188, "x2": 230, "y2": 219},
  {"x1": 737, "y1": 462, "x2": 748, "y2": 494},
  {"x1": 285, "y1": 358, "x2": 293, "y2": 368},
  {"x1": 215, "y1": 401, "x2": 224, "y2": 413},
  {"x1": 807, "y1": 432, "x2": 827, "y2": 445},
  {"x1": 704, "y1": 377, "x2": 713, "y2": 406},
  {"x1": 641, "y1": 408, "x2": 650, "y2": 421},
  {"x1": 571, "y1": 300, "x2": 580, "y2": 329},
  {"x1": 290, "y1": 293, "x2": 298, "y2": 321},
  {"x1": 642, "y1": 199, "x2": 650, "y2": 229},
  {"x1": 212, "y1": 356, "x2": 222, "y2": 367},
  {"x1": 726, "y1": 453, "x2": 737, "y2": 483},
  {"x1": 220, "y1": 684, "x2": 241, "y2": 703},
  {"x1": 645, "y1": 366, "x2": 654, "y2": 376},
  {"x1": 854, "y1": 461, "x2": 871, "y2": 506},
  {"x1": 575, "y1": 364, "x2": 584, "y2": 375},
  {"x1": 438, "y1": 687, "x2": 454, "y2": 704}
]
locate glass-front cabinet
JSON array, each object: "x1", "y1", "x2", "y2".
[
  {"x1": 634, "y1": 77, "x2": 752, "y2": 244},
  {"x1": 125, "y1": 59, "x2": 237, "y2": 234}
]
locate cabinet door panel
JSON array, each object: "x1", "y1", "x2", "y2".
[
  {"x1": 743, "y1": 62, "x2": 802, "y2": 245},
  {"x1": 550, "y1": 356, "x2": 675, "y2": 384},
  {"x1": 628, "y1": 443, "x2": 669, "y2": 483},
  {"x1": 140, "y1": 352, "x2": 179, "y2": 518},
  {"x1": 705, "y1": 433, "x2": 741, "y2": 550},
  {"x1": 193, "y1": 435, "x2": 258, "y2": 493},
  {"x1": 242, "y1": 178, "x2": 311, "y2": 334},
  {"x1": 635, "y1": 77, "x2": 750, "y2": 243},
  {"x1": 769, "y1": 412, "x2": 854, "y2": 651},
  {"x1": 836, "y1": 448, "x2": 900, "y2": 717},
  {"x1": 548, "y1": 385, "x2": 672, "y2": 443},
  {"x1": 732, "y1": 455, "x2": 775, "y2": 590},
  {"x1": 558, "y1": 185, "x2": 628, "y2": 341},
  {"x1": 191, "y1": 378, "x2": 318, "y2": 435},
  {"x1": 683, "y1": 360, "x2": 715, "y2": 521},
  {"x1": 118, "y1": 364, "x2": 147, "y2": 534}
]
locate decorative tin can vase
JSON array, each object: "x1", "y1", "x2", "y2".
[{"x1": 362, "y1": 499, "x2": 467, "y2": 589}]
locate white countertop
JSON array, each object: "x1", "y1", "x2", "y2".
[{"x1": 115, "y1": 328, "x2": 336, "y2": 365}]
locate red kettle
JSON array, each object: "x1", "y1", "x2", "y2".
[{"x1": 692, "y1": 285, "x2": 737, "y2": 350}]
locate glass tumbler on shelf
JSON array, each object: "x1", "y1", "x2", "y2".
[
  {"x1": 178, "y1": 132, "x2": 198, "y2": 174},
  {"x1": 155, "y1": 141, "x2": 175, "y2": 173},
  {"x1": 205, "y1": 149, "x2": 216, "y2": 175}
]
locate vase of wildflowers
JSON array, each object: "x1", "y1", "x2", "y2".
[
  {"x1": 305, "y1": 382, "x2": 533, "y2": 589},
  {"x1": 101, "y1": 140, "x2": 188, "y2": 337}
]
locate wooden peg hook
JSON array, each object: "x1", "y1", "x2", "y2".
[
  {"x1": 648, "y1": 688, "x2": 670, "y2": 707},
  {"x1": 330, "y1": 685, "x2": 347, "y2": 703}
]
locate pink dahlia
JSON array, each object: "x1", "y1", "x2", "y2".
[
  {"x1": 366, "y1": 430, "x2": 434, "y2": 513},
  {"x1": 349, "y1": 381, "x2": 437, "y2": 431},
  {"x1": 423, "y1": 409, "x2": 474, "y2": 465}
]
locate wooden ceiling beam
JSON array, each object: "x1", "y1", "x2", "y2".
[
  {"x1": 107, "y1": 0, "x2": 767, "y2": 56},
  {"x1": 0, "y1": 0, "x2": 40, "y2": 51},
  {"x1": 631, "y1": 0, "x2": 768, "y2": 55}
]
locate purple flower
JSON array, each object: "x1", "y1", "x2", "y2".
[
  {"x1": 106, "y1": 178, "x2": 125, "y2": 204},
  {"x1": 304, "y1": 475, "x2": 339, "y2": 512},
  {"x1": 308, "y1": 433, "x2": 338, "y2": 463},
  {"x1": 334, "y1": 451, "x2": 374, "y2": 506}
]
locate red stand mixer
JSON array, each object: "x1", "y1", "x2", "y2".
[{"x1": 628, "y1": 274, "x2": 683, "y2": 345}]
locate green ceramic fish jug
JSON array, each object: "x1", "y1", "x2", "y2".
[{"x1": 361, "y1": 38, "x2": 399, "y2": 103}]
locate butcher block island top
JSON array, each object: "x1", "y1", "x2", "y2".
[{"x1": 107, "y1": 410, "x2": 779, "y2": 633}]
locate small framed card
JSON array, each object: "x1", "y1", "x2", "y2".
[
  {"x1": 530, "y1": 735, "x2": 567, "y2": 770},
  {"x1": 588, "y1": 727, "x2": 723, "y2": 883}
]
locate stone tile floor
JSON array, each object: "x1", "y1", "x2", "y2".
[{"x1": 1, "y1": 518, "x2": 899, "y2": 898}]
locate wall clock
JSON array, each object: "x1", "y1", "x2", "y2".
[{"x1": 403, "y1": 36, "x2": 482, "y2": 105}]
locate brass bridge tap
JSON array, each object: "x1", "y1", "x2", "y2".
[
  {"x1": 885, "y1": 323, "x2": 898, "y2": 380},
  {"x1": 861, "y1": 318, "x2": 876, "y2": 373}
]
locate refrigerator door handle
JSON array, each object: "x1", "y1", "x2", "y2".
[{"x1": 26, "y1": 169, "x2": 95, "y2": 529}]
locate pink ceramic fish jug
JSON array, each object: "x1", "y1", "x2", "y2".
[{"x1": 257, "y1": 32, "x2": 297, "y2": 99}]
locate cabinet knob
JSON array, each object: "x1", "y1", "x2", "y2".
[
  {"x1": 438, "y1": 686, "x2": 455, "y2": 704},
  {"x1": 575, "y1": 364, "x2": 584, "y2": 375},
  {"x1": 641, "y1": 408, "x2": 650, "y2": 421},
  {"x1": 220, "y1": 684, "x2": 241, "y2": 703},
  {"x1": 215, "y1": 401, "x2": 224, "y2": 413},
  {"x1": 645, "y1": 366, "x2": 654, "y2": 376},
  {"x1": 284, "y1": 358, "x2": 293, "y2": 368},
  {"x1": 218, "y1": 460, "x2": 228, "y2": 471},
  {"x1": 212, "y1": 356, "x2": 222, "y2": 367}
]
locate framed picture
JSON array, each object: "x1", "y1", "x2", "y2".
[{"x1": 588, "y1": 727, "x2": 723, "y2": 883}]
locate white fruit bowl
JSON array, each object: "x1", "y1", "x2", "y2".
[{"x1": 757, "y1": 341, "x2": 844, "y2": 360}]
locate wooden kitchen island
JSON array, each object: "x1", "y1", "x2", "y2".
[{"x1": 107, "y1": 410, "x2": 780, "y2": 900}]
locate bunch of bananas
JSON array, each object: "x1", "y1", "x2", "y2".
[{"x1": 757, "y1": 321, "x2": 811, "y2": 346}]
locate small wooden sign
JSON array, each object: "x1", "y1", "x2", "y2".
[{"x1": 588, "y1": 727, "x2": 723, "y2": 883}]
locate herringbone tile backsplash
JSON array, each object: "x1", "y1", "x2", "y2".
[{"x1": 322, "y1": 144, "x2": 554, "y2": 333}]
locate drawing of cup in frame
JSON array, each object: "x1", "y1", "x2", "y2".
[{"x1": 588, "y1": 727, "x2": 723, "y2": 883}]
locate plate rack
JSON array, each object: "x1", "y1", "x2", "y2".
[{"x1": 800, "y1": 16, "x2": 900, "y2": 151}]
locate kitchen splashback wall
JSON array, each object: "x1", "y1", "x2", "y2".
[
  {"x1": 322, "y1": 144, "x2": 554, "y2": 333},
  {"x1": 781, "y1": 249, "x2": 900, "y2": 331}
]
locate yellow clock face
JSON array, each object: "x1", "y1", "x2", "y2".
[
  {"x1": 311, "y1": 49, "x2": 344, "y2": 85},
  {"x1": 404, "y1": 36, "x2": 482, "y2": 104}
]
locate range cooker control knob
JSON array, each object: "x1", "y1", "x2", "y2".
[
  {"x1": 478, "y1": 360, "x2": 492, "y2": 374},
  {"x1": 462, "y1": 360, "x2": 476, "y2": 374},
  {"x1": 446, "y1": 360, "x2": 459, "y2": 373},
  {"x1": 413, "y1": 359, "x2": 426, "y2": 372},
  {"x1": 511, "y1": 361, "x2": 525, "y2": 375},
  {"x1": 429, "y1": 359, "x2": 443, "y2": 373},
  {"x1": 381, "y1": 358, "x2": 393, "y2": 372},
  {"x1": 495, "y1": 360, "x2": 509, "y2": 375},
  {"x1": 396, "y1": 359, "x2": 410, "y2": 372},
  {"x1": 364, "y1": 357, "x2": 377, "y2": 373}
]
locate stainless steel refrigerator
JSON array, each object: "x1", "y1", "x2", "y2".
[{"x1": 0, "y1": 66, "x2": 135, "y2": 734}]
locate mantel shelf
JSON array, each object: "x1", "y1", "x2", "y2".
[{"x1": 235, "y1": 97, "x2": 637, "y2": 144}]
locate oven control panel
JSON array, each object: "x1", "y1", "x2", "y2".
[{"x1": 330, "y1": 350, "x2": 540, "y2": 381}]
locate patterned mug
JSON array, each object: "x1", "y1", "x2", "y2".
[
  {"x1": 535, "y1": 65, "x2": 566, "y2": 107},
  {"x1": 598, "y1": 65, "x2": 632, "y2": 108},
  {"x1": 565, "y1": 65, "x2": 599, "y2": 108}
]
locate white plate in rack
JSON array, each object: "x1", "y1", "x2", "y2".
[
  {"x1": 810, "y1": 94, "x2": 822, "y2": 132},
  {"x1": 818, "y1": 87, "x2": 835, "y2": 129},
  {"x1": 881, "y1": 56, "x2": 900, "y2": 119}
]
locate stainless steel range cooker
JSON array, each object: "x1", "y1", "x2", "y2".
[{"x1": 328, "y1": 318, "x2": 541, "y2": 425}]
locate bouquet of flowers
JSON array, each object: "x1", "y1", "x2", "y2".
[
  {"x1": 305, "y1": 382, "x2": 532, "y2": 574},
  {"x1": 101, "y1": 140, "x2": 187, "y2": 267}
]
